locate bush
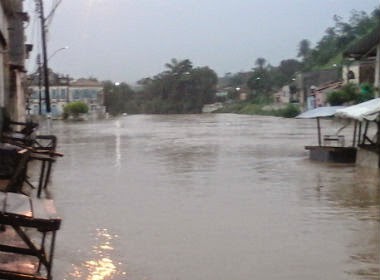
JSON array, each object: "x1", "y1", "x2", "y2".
[
  {"x1": 63, "y1": 101, "x2": 89, "y2": 119},
  {"x1": 327, "y1": 83, "x2": 376, "y2": 105},
  {"x1": 327, "y1": 90, "x2": 349, "y2": 105},
  {"x1": 277, "y1": 103, "x2": 301, "y2": 118},
  {"x1": 358, "y1": 83, "x2": 375, "y2": 103},
  {"x1": 327, "y1": 83, "x2": 358, "y2": 105}
]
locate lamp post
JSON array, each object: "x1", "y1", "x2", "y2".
[
  {"x1": 36, "y1": 47, "x2": 68, "y2": 115},
  {"x1": 48, "y1": 46, "x2": 69, "y2": 61}
]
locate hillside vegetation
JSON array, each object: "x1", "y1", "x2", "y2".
[{"x1": 102, "y1": 7, "x2": 380, "y2": 116}]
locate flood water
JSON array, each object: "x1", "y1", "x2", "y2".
[{"x1": 45, "y1": 114, "x2": 379, "y2": 280}]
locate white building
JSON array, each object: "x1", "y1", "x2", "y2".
[{"x1": 28, "y1": 78, "x2": 104, "y2": 118}]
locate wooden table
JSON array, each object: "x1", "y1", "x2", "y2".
[{"x1": 0, "y1": 192, "x2": 61, "y2": 280}]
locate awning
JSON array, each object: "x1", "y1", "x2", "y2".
[
  {"x1": 335, "y1": 98, "x2": 380, "y2": 121},
  {"x1": 296, "y1": 106, "x2": 345, "y2": 119}
]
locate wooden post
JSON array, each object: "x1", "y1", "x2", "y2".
[
  {"x1": 317, "y1": 117, "x2": 321, "y2": 146},
  {"x1": 352, "y1": 120, "x2": 357, "y2": 147},
  {"x1": 363, "y1": 120, "x2": 369, "y2": 145},
  {"x1": 375, "y1": 44, "x2": 380, "y2": 98},
  {"x1": 38, "y1": 0, "x2": 51, "y2": 113},
  {"x1": 377, "y1": 121, "x2": 380, "y2": 168}
]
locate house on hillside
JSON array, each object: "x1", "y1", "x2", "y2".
[
  {"x1": 342, "y1": 60, "x2": 375, "y2": 85},
  {"x1": 295, "y1": 68, "x2": 341, "y2": 110},
  {"x1": 315, "y1": 82, "x2": 342, "y2": 107},
  {"x1": 343, "y1": 24, "x2": 380, "y2": 97},
  {"x1": 0, "y1": 1, "x2": 30, "y2": 121},
  {"x1": 274, "y1": 85, "x2": 299, "y2": 104},
  {"x1": 342, "y1": 25, "x2": 380, "y2": 168}
]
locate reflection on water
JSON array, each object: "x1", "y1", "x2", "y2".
[
  {"x1": 114, "y1": 120, "x2": 122, "y2": 169},
  {"x1": 65, "y1": 229, "x2": 125, "y2": 280},
  {"x1": 50, "y1": 114, "x2": 379, "y2": 280}
]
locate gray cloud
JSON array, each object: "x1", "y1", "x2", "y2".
[{"x1": 26, "y1": 0, "x2": 379, "y2": 84}]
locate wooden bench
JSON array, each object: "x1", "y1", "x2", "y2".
[
  {"x1": 0, "y1": 144, "x2": 30, "y2": 194},
  {"x1": 1, "y1": 140, "x2": 63, "y2": 198},
  {"x1": 0, "y1": 192, "x2": 61, "y2": 280}
]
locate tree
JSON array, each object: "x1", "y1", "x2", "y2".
[
  {"x1": 103, "y1": 81, "x2": 136, "y2": 115},
  {"x1": 247, "y1": 67, "x2": 272, "y2": 100},
  {"x1": 297, "y1": 39, "x2": 311, "y2": 61},
  {"x1": 136, "y1": 59, "x2": 218, "y2": 113},
  {"x1": 164, "y1": 58, "x2": 193, "y2": 76},
  {"x1": 277, "y1": 59, "x2": 302, "y2": 81},
  {"x1": 255, "y1": 57, "x2": 267, "y2": 69}
]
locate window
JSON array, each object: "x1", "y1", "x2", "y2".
[
  {"x1": 73, "y1": 90, "x2": 79, "y2": 99},
  {"x1": 60, "y1": 88, "x2": 66, "y2": 99},
  {"x1": 31, "y1": 89, "x2": 39, "y2": 99}
]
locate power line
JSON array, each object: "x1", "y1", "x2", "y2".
[{"x1": 45, "y1": 0, "x2": 62, "y2": 27}]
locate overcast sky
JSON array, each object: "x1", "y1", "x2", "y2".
[{"x1": 25, "y1": 0, "x2": 379, "y2": 84}]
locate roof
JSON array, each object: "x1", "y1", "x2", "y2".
[
  {"x1": 296, "y1": 106, "x2": 345, "y2": 119},
  {"x1": 335, "y1": 98, "x2": 380, "y2": 121},
  {"x1": 343, "y1": 25, "x2": 380, "y2": 59},
  {"x1": 315, "y1": 81, "x2": 342, "y2": 93},
  {"x1": 70, "y1": 78, "x2": 102, "y2": 87}
]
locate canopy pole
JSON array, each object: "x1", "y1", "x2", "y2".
[
  {"x1": 352, "y1": 121, "x2": 357, "y2": 147},
  {"x1": 317, "y1": 117, "x2": 321, "y2": 146},
  {"x1": 377, "y1": 121, "x2": 380, "y2": 168},
  {"x1": 363, "y1": 120, "x2": 369, "y2": 145},
  {"x1": 375, "y1": 44, "x2": 380, "y2": 98}
]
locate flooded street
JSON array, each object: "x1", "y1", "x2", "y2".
[{"x1": 48, "y1": 114, "x2": 379, "y2": 280}]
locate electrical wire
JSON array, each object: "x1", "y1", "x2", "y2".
[
  {"x1": 46, "y1": 0, "x2": 62, "y2": 27},
  {"x1": 25, "y1": 0, "x2": 42, "y2": 73}
]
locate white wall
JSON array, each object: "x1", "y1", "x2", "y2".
[
  {"x1": 342, "y1": 63, "x2": 360, "y2": 85},
  {"x1": 0, "y1": 4, "x2": 8, "y2": 107}
]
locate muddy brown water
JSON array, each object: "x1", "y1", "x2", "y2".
[{"x1": 44, "y1": 114, "x2": 379, "y2": 280}]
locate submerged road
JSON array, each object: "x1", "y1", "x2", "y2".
[{"x1": 46, "y1": 114, "x2": 379, "y2": 280}]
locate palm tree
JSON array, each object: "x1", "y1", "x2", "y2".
[
  {"x1": 297, "y1": 39, "x2": 311, "y2": 60},
  {"x1": 255, "y1": 57, "x2": 267, "y2": 70},
  {"x1": 165, "y1": 58, "x2": 193, "y2": 76}
]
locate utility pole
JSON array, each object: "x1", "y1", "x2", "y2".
[
  {"x1": 37, "y1": 0, "x2": 51, "y2": 113},
  {"x1": 37, "y1": 54, "x2": 42, "y2": 114}
]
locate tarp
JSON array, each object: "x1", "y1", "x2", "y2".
[
  {"x1": 296, "y1": 106, "x2": 345, "y2": 119},
  {"x1": 335, "y1": 98, "x2": 380, "y2": 121}
]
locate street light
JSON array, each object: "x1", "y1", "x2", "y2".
[
  {"x1": 36, "y1": 46, "x2": 68, "y2": 115},
  {"x1": 48, "y1": 46, "x2": 69, "y2": 61}
]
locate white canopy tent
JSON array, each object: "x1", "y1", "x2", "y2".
[
  {"x1": 335, "y1": 98, "x2": 380, "y2": 121},
  {"x1": 296, "y1": 106, "x2": 345, "y2": 119},
  {"x1": 296, "y1": 106, "x2": 346, "y2": 146}
]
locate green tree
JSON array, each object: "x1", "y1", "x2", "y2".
[
  {"x1": 297, "y1": 39, "x2": 311, "y2": 61},
  {"x1": 255, "y1": 57, "x2": 267, "y2": 69},
  {"x1": 247, "y1": 66, "x2": 272, "y2": 100},
  {"x1": 103, "y1": 81, "x2": 136, "y2": 115},
  {"x1": 301, "y1": 7, "x2": 380, "y2": 70},
  {"x1": 137, "y1": 59, "x2": 218, "y2": 114},
  {"x1": 164, "y1": 58, "x2": 193, "y2": 76}
]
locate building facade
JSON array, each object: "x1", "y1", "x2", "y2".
[
  {"x1": 0, "y1": 0, "x2": 30, "y2": 121},
  {"x1": 28, "y1": 76, "x2": 105, "y2": 118}
]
